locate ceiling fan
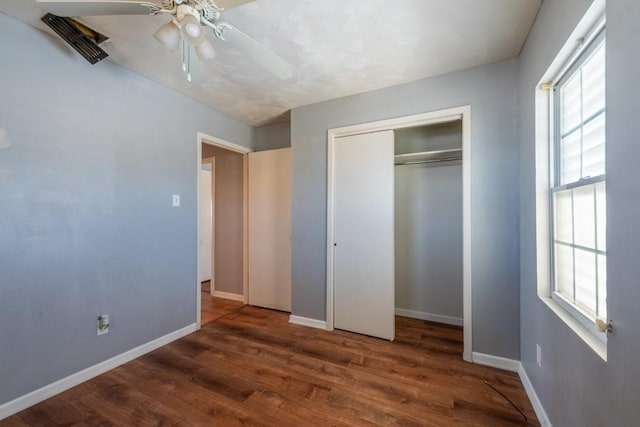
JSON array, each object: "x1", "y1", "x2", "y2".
[{"x1": 36, "y1": 0, "x2": 294, "y2": 81}]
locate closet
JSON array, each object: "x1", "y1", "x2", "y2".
[
  {"x1": 394, "y1": 122, "x2": 463, "y2": 327},
  {"x1": 331, "y1": 119, "x2": 464, "y2": 341}
]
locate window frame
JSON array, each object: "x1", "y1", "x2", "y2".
[
  {"x1": 534, "y1": 0, "x2": 607, "y2": 360},
  {"x1": 549, "y1": 24, "x2": 607, "y2": 341}
]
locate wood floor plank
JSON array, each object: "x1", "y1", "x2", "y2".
[{"x1": 3, "y1": 304, "x2": 539, "y2": 426}]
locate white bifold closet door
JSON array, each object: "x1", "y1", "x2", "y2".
[
  {"x1": 333, "y1": 130, "x2": 395, "y2": 340},
  {"x1": 248, "y1": 148, "x2": 292, "y2": 312}
]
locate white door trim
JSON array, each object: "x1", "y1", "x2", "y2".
[
  {"x1": 326, "y1": 106, "x2": 473, "y2": 362},
  {"x1": 196, "y1": 132, "x2": 252, "y2": 329}
]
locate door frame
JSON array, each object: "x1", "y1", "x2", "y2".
[
  {"x1": 326, "y1": 105, "x2": 473, "y2": 362},
  {"x1": 196, "y1": 131, "x2": 252, "y2": 329}
]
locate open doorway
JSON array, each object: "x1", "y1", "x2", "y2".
[
  {"x1": 393, "y1": 122, "x2": 464, "y2": 359},
  {"x1": 394, "y1": 122, "x2": 463, "y2": 327},
  {"x1": 196, "y1": 133, "x2": 251, "y2": 329},
  {"x1": 200, "y1": 157, "x2": 214, "y2": 293}
]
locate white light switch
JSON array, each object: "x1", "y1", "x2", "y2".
[
  {"x1": 172, "y1": 194, "x2": 180, "y2": 207},
  {"x1": 536, "y1": 344, "x2": 542, "y2": 367}
]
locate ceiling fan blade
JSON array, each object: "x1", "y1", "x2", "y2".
[
  {"x1": 213, "y1": 0, "x2": 255, "y2": 10},
  {"x1": 36, "y1": 0, "x2": 160, "y2": 17},
  {"x1": 218, "y1": 22, "x2": 293, "y2": 80}
]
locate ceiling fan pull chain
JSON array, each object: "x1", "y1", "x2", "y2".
[
  {"x1": 181, "y1": 40, "x2": 187, "y2": 72},
  {"x1": 186, "y1": 45, "x2": 192, "y2": 82}
]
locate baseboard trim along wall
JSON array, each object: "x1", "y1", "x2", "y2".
[
  {"x1": 395, "y1": 308, "x2": 464, "y2": 327},
  {"x1": 473, "y1": 353, "x2": 552, "y2": 426},
  {"x1": 0, "y1": 323, "x2": 197, "y2": 421},
  {"x1": 212, "y1": 291, "x2": 244, "y2": 302},
  {"x1": 518, "y1": 364, "x2": 553, "y2": 427},
  {"x1": 472, "y1": 352, "x2": 520, "y2": 372},
  {"x1": 289, "y1": 315, "x2": 328, "y2": 330}
]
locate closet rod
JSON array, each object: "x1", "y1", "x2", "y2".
[{"x1": 395, "y1": 156, "x2": 462, "y2": 166}]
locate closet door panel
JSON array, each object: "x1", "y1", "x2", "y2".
[
  {"x1": 333, "y1": 130, "x2": 395, "y2": 340},
  {"x1": 248, "y1": 148, "x2": 291, "y2": 312}
]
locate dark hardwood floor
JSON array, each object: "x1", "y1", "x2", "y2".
[
  {"x1": 201, "y1": 291, "x2": 244, "y2": 325},
  {"x1": 3, "y1": 306, "x2": 539, "y2": 426}
]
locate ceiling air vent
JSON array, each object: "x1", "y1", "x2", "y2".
[{"x1": 41, "y1": 13, "x2": 109, "y2": 65}]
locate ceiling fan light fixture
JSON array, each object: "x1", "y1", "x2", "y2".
[
  {"x1": 195, "y1": 38, "x2": 216, "y2": 60},
  {"x1": 179, "y1": 15, "x2": 204, "y2": 45},
  {"x1": 184, "y1": 22, "x2": 200, "y2": 38},
  {"x1": 154, "y1": 21, "x2": 180, "y2": 50}
]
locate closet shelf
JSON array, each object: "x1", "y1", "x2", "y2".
[{"x1": 394, "y1": 148, "x2": 462, "y2": 165}]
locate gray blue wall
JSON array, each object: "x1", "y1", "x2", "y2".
[
  {"x1": 0, "y1": 13, "x2": 252, "y2": 406},
  {"x1": 518, "y1": 0, "x2": 640, "y2": 425},
  {"x1": 291, "y1": 59, "x2": 521, "y2": 359},
  {"x1": 254, "y1": 120, "x2": 291, "y2": 151}
]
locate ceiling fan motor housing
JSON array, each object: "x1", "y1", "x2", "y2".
[{"x1": 174, "y1": 0, "x2": 222, "y2": 22}]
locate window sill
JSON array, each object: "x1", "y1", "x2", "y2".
[{"x1": 539, "y1": 296, "x2": 607, "y2": 361}]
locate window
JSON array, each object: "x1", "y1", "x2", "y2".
[
  {"x1": 535, "y1": 3, "x2": 607, "y2": 358},
  {"x1": 551, "y1": 28, "x2": 606, "y2": 336}
]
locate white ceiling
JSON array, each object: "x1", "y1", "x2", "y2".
[{"x1": 0, "y1": 0, "x2": 541, "y2": 126}]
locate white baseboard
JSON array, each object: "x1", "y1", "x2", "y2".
[
  {"x1": 395, "y1": 308, "x2": 463, "y2": 327},
  {"x1": 212, "y1": 291, "x2": 244, "y2": 302},
  {"x1": 0, "y1": 323, "x2": 197, "y2": 421},
  {"x1": 472, "y1": 352, "x2": 520, "y2": 372},
  {"x1": 289, "y1": 315, "x2": 328, "y2": 330},
  {"x1": 473, "y1": 354, "x2": 552, "y2": 425},
  {"x1": 518, "y1": 364, "x2": 552, "y2": 427}
]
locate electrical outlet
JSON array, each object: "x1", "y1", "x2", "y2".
[
  {"x1": 536, "y1": 344, "x2": 542, "y2": 367},
  {"x1": 172, "y1": 194, "x2": 181, "y2": 207},
  {"x1": 97, "y1": 314, "x2": 109, "y2": 336}
]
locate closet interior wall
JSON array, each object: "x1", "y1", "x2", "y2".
[{"x1": 394, "y1": 122, "x2": 464, "y2": 326}]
